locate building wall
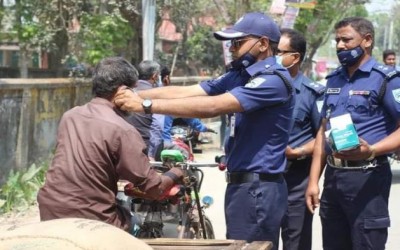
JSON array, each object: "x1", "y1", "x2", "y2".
[{"x1": 0, "y1": 77, "x2": 212, "y2": 185}]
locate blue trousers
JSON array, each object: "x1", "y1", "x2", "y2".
[
  {"x1": 281, "y1": 158, "x2": 313, "y2": 250},
  {"x1": 225, "y1": 177, "x2": 288, "y2": 250},
  {"x1": 320, "y1": 162, "x2": 392, "y2": 250}
]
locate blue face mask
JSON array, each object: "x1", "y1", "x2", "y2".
[
  {"x1": 230, "y1": 52, "x2": 257, "y2": 70},
  {"x1": 336, "y1": 45, "x2": 364, "y2": 67}
]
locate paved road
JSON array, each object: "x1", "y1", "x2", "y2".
[{"x1": 195, "y1": 148, "x2": 400, "y2": 249}]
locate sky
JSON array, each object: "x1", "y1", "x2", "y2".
[{"x1": 365, "y1": 0, "x2": 396, "y2": 13}]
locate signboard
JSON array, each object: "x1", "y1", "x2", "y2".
[
  {"x1": 270, "y1": 0, "x2": 286, "y2": 14},
  {"x1": 281, "y1": 6, "x2": 300, "y2": 29},
  {"x1": 286, "y1": 0, "x2": 317, "y2": 9}
]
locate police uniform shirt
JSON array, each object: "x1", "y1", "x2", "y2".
[
  {"x1": 200, "y1": 57, "x2": 295, "y2": 174},
  {"x1": 321, "y1": 57, "x2": 400, "y2": 149},
  {"x1": 288, "y1": 73, "x2": 325, "y2": 148}
]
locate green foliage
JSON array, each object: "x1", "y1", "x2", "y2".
[
  {"x1": 0, "y1": 160, "x2": 49, "y2": 214},
  {"x1": 186, "y1": 25, "x2": 224, "y2": 73},
  {"x1": 76, "y1": 11, "x2": 133, "y2": 66}
]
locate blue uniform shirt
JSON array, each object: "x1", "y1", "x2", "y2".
[
  {"x1": 322, "y1": 58, "x2": 400, "y2": 154},
  {"x1": 162, "y1": 115, "x2": 207, "y2": 144},
  {"x1": 148, "y1": 114, "x2": 208, "y2": 157},
  {"x1": 200, "y1": 57, "x2": 295, "y2": 174},
  {"x1": 288, "y1": 73, "x2": 325, "y2": 148}
]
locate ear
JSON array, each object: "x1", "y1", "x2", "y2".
[
  {"x1": 363, "y1": 33, "x2": 373, "y2": 49},
  {"x1": 259, "y1": 37, "x2": 270, "y2": 52},
  {"x1": 151, "y1": 73, "x2": 158, "y2": 82},
  {"x1": 292, "y1": 52, "x2": 301, "y2": 65}
]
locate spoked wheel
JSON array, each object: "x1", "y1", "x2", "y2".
[
  {"x1": 135, "y1": 222, "x2": 164, "y2": 238},
  {"x1": 182, "y1": 215, "x2": 215, "y2": 239}
]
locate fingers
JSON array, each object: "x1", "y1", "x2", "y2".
[
  {"x1": 113, "y1": 88, "x2": 143, "y2": 112},
  {"x1": 306, "y1": 195, "x2": 315, "y2": 214}
]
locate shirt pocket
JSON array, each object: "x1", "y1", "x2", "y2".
[
  {"x1": 346, "y1": 95, "x2": 370, "y2": 114},
  {"x1": 294, "y1": 109, "x2": 308, "y2": 126}
]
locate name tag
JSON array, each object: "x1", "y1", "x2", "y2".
[
  {"x1": 230, "y1": 115, "x2": 235, "y2": 137},
  {"x1": 349, "y1": 90, "x2": 370, "y2": 96},
  {"x1": 327, "y1": 88, "x2": 340, "y2": 94}
]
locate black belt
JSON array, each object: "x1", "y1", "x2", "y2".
[
  {"x1": 286, "y1": 157, "x2": 311, "y2": 172},
  {"x1": 226, "y1": 172, "x2": 282, "y2": 184},
  {"x1": 327, "y1": 155, "x2": 389, "y2": 169}
]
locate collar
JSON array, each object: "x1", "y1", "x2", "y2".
[
  {"x1": 91, "y1": 97, "x2": 114, "y2": 108},
  {"x1": 137, "y1": 79, "x2": 154, "y2": 88},
  {"x1": 245, "y1": 56, "x2": 277, "y2": 77},
  {"x1": 293, "y1": 72, "x2": 303, "y2": 91},
  {"x1": 340, "y1": 57, "x2": 376, "y2": 77}
]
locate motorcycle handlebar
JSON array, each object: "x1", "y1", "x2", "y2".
[{"x1": 149, "y1": 161, "x2": 219, "y2": 168}]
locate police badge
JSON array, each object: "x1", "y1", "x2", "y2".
[{"x1": 393, "y1": 88, "x2": 400, "y2": 103}]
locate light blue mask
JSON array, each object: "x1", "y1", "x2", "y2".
[
  {"x1": 156, "y1": 75, "x2": 163, "y2": 87},
  {"x1": 276, "y1": 55, "x2": 283, "y2": 66}
]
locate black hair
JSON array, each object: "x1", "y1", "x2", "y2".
[
  {"x1": 383, "y1": 49, "x2": 396, "y2": 60},
  {"x1": 280, "y1": 28, "x2": 307, "y2": 62},
  {"x1": 92, "y1": 57, "x2": 138, "y2": 99},
  {"x1": 269, "y1": 40, "x2": 279, "y2": 55},
  {"x1": 334, "y1": 17, "x2": 375, "y2": 49},
  {"x1": 137, "y1": 60, "x2": 161, "y2": 80},
  {"x1": 160, "y1": 65, "x2": 171, "y2": 79}
]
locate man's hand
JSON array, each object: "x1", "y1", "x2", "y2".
[
  {"x1": 333, "y1": 137, "x2": 373, "y2": 161},
  {"x1": 305, "y1": 182, "x2": 320, "y2": 214},
  {"x1": 113, "y1": 87, "x2": 143, "y2": 112}
]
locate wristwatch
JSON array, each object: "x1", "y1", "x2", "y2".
[{"x1": 142, "y1": 99, "x2": 152, "y2": 114}]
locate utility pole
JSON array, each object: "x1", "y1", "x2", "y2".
[
  {"x1": 388, "y1": 19, "x2": 394, "y2": 49},
  {"x1": 142, "y1": 0, "x2": 156, "y2": 60}
]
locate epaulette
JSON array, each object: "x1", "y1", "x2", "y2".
[
  {"x1": 249, "y1": 69, "x2": 293, "y2": 108},
  {"x1": 373, "y1": 64, "x2": 396, "y2": 77},
  {"x1": 303, "y1": 79, "x2": 326, "y2": 95},
  {"x1": 325, "y1": 66, "x2": 342, "y2": 79},
  {"x1": 378, "y1": 70, "x2": 400, "y2": 103}
]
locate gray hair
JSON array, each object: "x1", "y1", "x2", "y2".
[{"x1": 138, "y1": 60, "x2": 161, "y2": 80}]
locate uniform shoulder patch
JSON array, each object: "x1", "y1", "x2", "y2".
[
  {"x1": 326, "y1": 67, "x2": 341, "y2": 79},
  {"x1": 303, "y1": 80, "x2": 326, "y2": 94},
  {"x1": 245, "y1": 77, "x2": 266, "y2": 88},
  {"x1": 392, "y1": 88, "x2": 400, "y2": 103},
  {"x1": 373, "y1": 63, "x2": 397, "y2": 77}
]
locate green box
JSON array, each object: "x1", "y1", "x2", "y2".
[{"x1": 329, "y1": 124, "x2": 359, "y2": 152}]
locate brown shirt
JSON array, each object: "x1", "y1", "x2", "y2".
[{"x1": 38, "y1": 97, "x2": 179, "y2": 231}]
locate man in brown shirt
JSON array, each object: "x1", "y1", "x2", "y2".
[{"x1": 37, "y1": 57, "x2": 183, "y2": 232}]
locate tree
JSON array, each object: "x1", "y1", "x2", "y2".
[{"x1": 294, "y1": 0, "x2": 369, "y2": 76}]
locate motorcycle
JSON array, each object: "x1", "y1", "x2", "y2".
[{"x1": 119, "y1": 149, "x2": 225, "y2": 239}]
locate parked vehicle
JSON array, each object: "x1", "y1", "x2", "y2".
[{"x1": 119, "y1": 149, "x2": 224, "y2": 239}]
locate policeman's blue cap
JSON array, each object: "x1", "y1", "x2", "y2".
[{"x1": 214, "y1": 12, "x2": 281, "y2": 42}]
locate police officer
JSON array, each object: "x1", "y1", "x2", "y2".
[
  {"x1": 278, "y1": 29, "x2": 324, "y2": 250},
  {"x1": 305, "y1": 17, "x2": 400, "y2": 250},
  {"x1": 114, "y1": 12, "x2": 295, "y2": 250}
]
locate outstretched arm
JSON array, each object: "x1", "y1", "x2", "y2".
[
  {"x1": 136, "y1": 84, "x2": 207, "y2": 99},
  {"x1": 114, "y1": 89, "x2": 243, "y2": 118}
]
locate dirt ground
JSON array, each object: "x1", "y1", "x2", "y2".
[{"x1": 0, "y1": 204, "x2": 40, "y2": 229}]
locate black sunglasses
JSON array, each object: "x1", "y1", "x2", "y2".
[
  {"x1": 277, "y1": 49, "x2": 297, "y2": 54},
  {"x1": 231, "y1": 37, "x2": 255, "y2": 48}
]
